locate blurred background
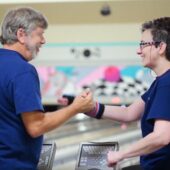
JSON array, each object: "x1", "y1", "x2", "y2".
[{"x1": 0, "y1": 0, "x2": 169, "y2": 169}]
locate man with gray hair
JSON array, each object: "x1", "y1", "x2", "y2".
[{"x1": 0, "y1": 7, "x2": 94, "y2": 170}]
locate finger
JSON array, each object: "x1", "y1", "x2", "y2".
[
  {"x1": 107, "y1": 162, "x2": 117, "y2": 167},
  {"x1": 80, "y1": 93, "x2": 86, "y2": 98},
  {"x1": 85, "y1": 91, "x2": 93, "y2": 99},
  {"x1": 85, "y1": 88, "x2": 91, "y2": 94},
  {"x1": 57, "y1": 98, "x2": 68, "y2": 105},
  {"x1": 80, "y1": 90, "x2": 88, "y2": 98}
]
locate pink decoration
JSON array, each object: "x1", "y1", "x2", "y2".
[
  {"x1": 76, "y1": 66, "x2": 106, "y2": 87},
  {"x1": 104, "y1": 66, "x2": 120, "y2": 82}
]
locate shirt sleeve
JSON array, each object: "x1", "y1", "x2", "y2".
[
  {"x1": 147, "y1": 85, "x2": 170, "y2": 121},
  {"x1": 141, "y1": 89, "x2": 149, "y2": 102},
  {"x1": 141, "y1": 79, "x2": 156, "y2": 103},
  {"x1": 13, "y1": 70, "x2": 44, "y2": 115}
]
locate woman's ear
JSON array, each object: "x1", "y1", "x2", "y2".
[
  {"x1": 159, "y1": 42, "x2": 167, "y2": 55},
  {"x1": 17, "y1": 28, "x2": 26, "y2": 44}
]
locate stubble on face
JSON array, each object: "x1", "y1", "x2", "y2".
[
  {"x1": 25, "y1": 37, "x2": 38, "y2": 60},
  {"x1": 24, "y1": 27, "x2": 44, "y2": 61}
]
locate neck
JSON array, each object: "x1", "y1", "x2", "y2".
[
  {"x1": 3, "y1": 43, "x2": 28, "y2": 61},
  {"x1": 153, "y1": 58, "x2": 170, "y2": 76}
]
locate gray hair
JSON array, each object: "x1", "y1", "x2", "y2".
[{"x1": 0, "y1": 7, "x2": 48, "y2": 45}]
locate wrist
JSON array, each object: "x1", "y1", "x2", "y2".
[
  {"x1": 85, "y1": 102, "x2": 105, "y2": 119},
  {"x1": 119, "y1": 151, "x2": 125, "y2": 161}
]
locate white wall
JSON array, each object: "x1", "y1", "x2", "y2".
[
  {"x1": 45, "y1": 23, "x2": 141, "y2": 43},
  {"x1": 32, "y1": 23, "x2": 142, "y2": 66}
]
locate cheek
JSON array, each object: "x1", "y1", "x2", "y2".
[
  {"x1": 35, "y1": 37, "x2": 42, "y2": 44},
  {"x1": 150, "y1": 51, "x2": 158, "y2": 60}
]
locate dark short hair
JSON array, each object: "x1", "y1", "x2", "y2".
[{"x1": 142, "y1": 17, "x2": 170, "y2": 61}]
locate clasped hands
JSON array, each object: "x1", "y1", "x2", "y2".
[{"x1": 58, "y1": 88, "x2": 95, "y2": 114}]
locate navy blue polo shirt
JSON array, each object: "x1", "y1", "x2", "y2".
[
  {"x1": 141, "y1": 69, "x2": 170, "y2": 170},
  {"x1": 0, "y1": 49, "x2": 44, "y2": 170}
]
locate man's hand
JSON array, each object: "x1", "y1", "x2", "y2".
[{"x1": 71, "y1": 89, "x2": 95, "y2": 113}]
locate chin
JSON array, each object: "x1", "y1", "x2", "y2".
[
  {"x1": 141, "y1": 61, "x2": 146, "y2": 67},
  {"x1": 142, "y1": 59, "x2": 149, "y2": 67},
  {"x1": 144, "y1": 63, "x2": 152, "y2": 69},
  {"x1": 26, "y1": 55, "x2": 34, "y2": 61}
]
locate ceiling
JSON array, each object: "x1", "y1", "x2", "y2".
[{"x1": 0, "y1": 0, "x2": 169, "y2": 25}]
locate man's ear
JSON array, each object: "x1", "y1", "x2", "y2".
[
  {"x1": 159, "y1": 42, "x2": 167, "y2": 55},
  {"x1": 17, "y1": 28, "x2": 26, "y2": 44}
]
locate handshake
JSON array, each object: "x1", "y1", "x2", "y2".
[{"x1": 58, "y1": 91, "x2": 105, "y2": 119}]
